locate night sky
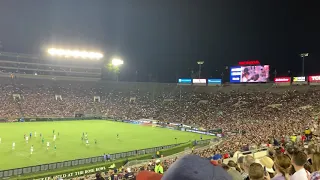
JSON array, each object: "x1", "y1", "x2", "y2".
[{"x1": 0, "y1": 0, "x2": 319, "y2": 82}]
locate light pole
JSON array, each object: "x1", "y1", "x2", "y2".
[
  {"x1": 111, "y1": 58, "x2": 124, "y2": 82},
  {"x1": 197, "y1": 61, "x2": 204, "y2": 78},
  {"x1": 300, "y1": 53, "x2": 309, "y2": 76}
]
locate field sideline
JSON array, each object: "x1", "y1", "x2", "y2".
[{"x1": 0, "y1": 120, "x2": 212, "y2": 170}]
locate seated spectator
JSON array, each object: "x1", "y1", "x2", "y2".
[
  {"x1": 249, "y1": 162, "x2": 270, "y2": 180},
  {"x1": 95, "y1": 172, "x2": 105, "y2": 180},
  {"x1": 227, "y1": 160, "x2": 241, "y2": 173},
  {"x1": 272, "y1": 154, "x2": 291, "y2": 180},
  {"x1": 291, "y1": 150, "x2": 310, "y2": 180},
  {"x1": 222, "y1": 163, "x2": 243, "y2": 180}
]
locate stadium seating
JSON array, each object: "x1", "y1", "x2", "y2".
[{"x1": 1, "y1": 76, "x2": 320, "y2": 179}]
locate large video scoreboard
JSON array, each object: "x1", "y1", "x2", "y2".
[{"x1": 230, "y1": 65, "x2": 270, "y2": 83}]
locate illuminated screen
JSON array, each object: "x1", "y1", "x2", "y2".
[
  {"x1": 293, "y1": 76, "x2": 306, "y2": 82},
  {"x1": 208, "y1": 79, "x2": 222, "y2": 84},
  {"x1": 230, "y1": 65, "x2": 269, "y2": 83},
  {"x1": 192, "y1": 79, "x2": 206, "y2": 84},
  {"x1": 178, "y1": 78, "x2": 192, "y2": 84}
]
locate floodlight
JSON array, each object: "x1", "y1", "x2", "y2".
[
  {"x1": 47, "y1": 48, "x2": 103, "y2": 60},
  {"x1": 197, "y1": 61, "x2": 204, "y2": 65},
  {"x1": 112, "y1": 58, "x2": 124, "y2": 66},
  {"x1": 300, "y1": 53, "x2": 309, "y2": 57}
]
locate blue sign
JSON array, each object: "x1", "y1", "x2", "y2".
[
  {"x1": 230, "y1": 66, "x2": 242, "y2": 83},
  {"x1": 178, "y1": 78, "x2": 192, "y2": 84},
  {"x1": 208, "y1": 79, "x2": 222, "y2": 84}
]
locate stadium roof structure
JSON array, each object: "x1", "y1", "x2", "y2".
[{"x1": 0, "y1": 51, "x2": 103, "y2": 79}]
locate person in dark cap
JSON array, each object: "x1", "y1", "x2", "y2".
[{"x1": 162, "y1": 154, "x2": 232, "y2": 180}]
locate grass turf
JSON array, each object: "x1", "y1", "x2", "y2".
[{"x1": 0, "y1": 120, "x2": 211, "y2": 170}]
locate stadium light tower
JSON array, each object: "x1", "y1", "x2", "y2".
[
  {"x1": 111, "y1": 58, "x2": 124, "y2": 66},
  {"x1": 197, "y1": 61, "x2": 204, "y2": 78},
  {"x1": 111, "y1": 58, "x2": 124, "y2": 82},
  {"x1": 47, "y1": 48, "x2": 103, "y2": 60},
  {"x1": 300, "y1": 53, "x2": 309, "y2": 76}
]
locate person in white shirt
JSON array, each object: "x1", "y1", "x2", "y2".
[
  {"x1": 47, "y1": 142, "x2": 50, "y2": 150},
  {"x1": 25, "y1": 136, "x2": 29, "y2": 143},
  {"x1": 30, "y1": 145, "x2": 34, "y2": 154},
  {"x1": 290, "y1": 151, "x2": 310, "y2": 180},
  {"x1": 12, "y1": 142, "x2": 15, "y2": 150}
]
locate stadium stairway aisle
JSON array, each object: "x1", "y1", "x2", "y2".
[{"x1": 11, "y1": 78, "x2": 25, "y2": 118}]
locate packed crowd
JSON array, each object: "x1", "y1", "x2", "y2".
[
  {"x1": 55, "y1": 144, "x2": 320, "y2": 180},
  {"x1": 1, "y1": 78, "x2": 319, "y2": 153},
  {"x1": 2, "y1": 77, "x2": 320, "y2": 179}
]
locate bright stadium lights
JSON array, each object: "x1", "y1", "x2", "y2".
[
  {"x1": 111, "y1": 58, "x2": 124, "y2": 66},
  {"x1": 47, "y1": 48, "x2": 103, "y2": 60}
]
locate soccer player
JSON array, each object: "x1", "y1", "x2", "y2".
[
  {"x1": 117, "y1": 134, "x2": 119, "y2": 139},
  {"x1": 47, "y1": 142, "x2": 50, "y2": 150},
  {"x1": 85, "y1": 133, "x2": 88, "y2": 139},
  {"x1": 40, "y1": 133, "x2": 42, "y2": 138},
  {"x1": 53, "y1": 134, "x2": 56, "y2": 142},
  {"x1": 12, "y1": 142, "x2": 15, "y2": 150},
  {"x1": 30, "y1": 145, "x2": 34, "y2": 155},
  {"x1": 54, "y1": 145, "x2": 57, "y2": 151},
  {"x1": 24, "y1": 134, "x2": 26, "y2": 140},
  {"x1": 42, "y1": 138, "x2": 44, "y2": 144},
  {"x1": 53, "y1": 129, "x2": 55, "y2": 135},
  {"x1": 26, "y1": 136, "x2": 29, "y2": 143},
  {"x1": 86, "y1": 139, "x2": 89, "y2": 146},
  {"x1": 58, "y1": 132, "x2": 60, "y2": 137},
  {"x1": 30, "y1": 132, "x2": 32, "y2": 139},
  {"x1": 95, "y1": 139, "x2": 97, "y2": 144}
]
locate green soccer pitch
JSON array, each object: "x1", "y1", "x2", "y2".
[{"x1": 0, "y1": 120, "x2": 212, "y2": 170}]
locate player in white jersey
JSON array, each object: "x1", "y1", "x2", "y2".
[
  {"x1": 86, "y1": 139, "x2": 89, "y2": 146},
  {"x1": 26, "y1": 136, "x2": 29, "y2": 143},
  {"x1": 30, "y1": 145, "x2": 34, "y2": 154},
  {"x1": 47, "y1": 142, "x2": 50, "y2": 150},
  {"x1": 34, "y1": 132, "x2": 37, "y2": 138},
  {"x1": 12, "y1": 142, "x2": 15, "y2": 150},
  {"x1": 53, "y1": 135, "x2": 56, "y2": 142}
]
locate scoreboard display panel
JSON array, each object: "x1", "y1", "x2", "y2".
[{"x1": 230, "y1": 65, "x2": 269, "y2": 83}]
